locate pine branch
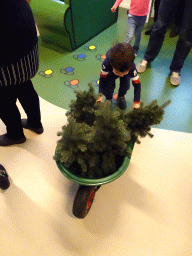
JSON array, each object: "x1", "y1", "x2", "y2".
[
  {"x1": 66, "y1": 84, "x2": 102, "y2": 126},
  {"x1": 123, "y1": 100, "x2": 171, "y2": 143}
]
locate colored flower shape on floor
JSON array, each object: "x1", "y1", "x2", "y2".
[
  {"x1": 96, "y1": 54, "x2": 106, "y2": 62},
  {"x1": 73, "y1": 53, "x2": 86, "y2": 61},
  {"x1": 39, "y1": 69, "x2": 53, "y2": 78},
  {"x1": 60, "y1": 67, "x2": 75, "y2": 75},
  {"x1": 90, "y1": 79, "x2": 100, "y2": 87},
  {"x1": 84, "y1": 45, "x2": 97, "y2": 52},
  {"x1": 64, "y1": 79, "x2": 79, "y2": 89}
]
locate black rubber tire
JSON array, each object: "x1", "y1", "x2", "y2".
[{"x1": 72, "y1": 185, "x2": 100, "y2": 219}]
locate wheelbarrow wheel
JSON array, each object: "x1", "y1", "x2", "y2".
[{"x1": 73, "y1": 185, "x2": 101, "y2": 219}]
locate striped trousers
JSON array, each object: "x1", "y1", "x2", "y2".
[{"x1": 0, "y1": 44, "x2": 42, "y2": 139}]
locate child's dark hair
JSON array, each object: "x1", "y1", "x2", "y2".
[{"x1": 108, "y1": 43, "x2": 135, "y2": 72}]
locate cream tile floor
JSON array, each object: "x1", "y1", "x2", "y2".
[{"x1": 0, "y1": 98, "x2": 192, "y2": 256}]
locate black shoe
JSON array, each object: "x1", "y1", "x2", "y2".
[
  {"x1": 0, "y1": 164, "x2": 10, "y2": 190},
  {"x1": 169, "y1": 28, "x2": 179, "y2": 38},
  {"x1": 0, "y1": 134, "x2": 26, "y2": 146},
  {"x1": 117, "y1": 96, "x2": 127, "y2": 110},
  {"x1": 21, "y1": 119, "x2": 44, "y2": 134},
  {"x1": 145, "y1": 29, "x2": 152, "y2": 35}
]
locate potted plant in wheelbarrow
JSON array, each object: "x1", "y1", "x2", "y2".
[{"x1": 54, "y1": 85, "x2": 170, "y2": 218}]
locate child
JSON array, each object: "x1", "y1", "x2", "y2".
[
  {"x1": 111, "y1": 0, "x2": 151, "y2": 56},
  {"x1": 98, "y1": 43, "x2": 141, "y2": 110}
]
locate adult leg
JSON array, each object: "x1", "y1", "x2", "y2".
[
  {"x1": 154, "y1": 0, "x2": 161, "y2": 23},
  {"x1": 17, "y1": 80, "x2": 42, "y2": 128},
  {"x1": 144, "y1": 0, "x2": 180, "y2": 62},
  {"x1": 175, "y1": 0, "x2": 185, "y2": 29},
  {"x1": 169, "y1": 0, "x2": 185, "y2": 37},
  {"x1": 0, "y1": 86, "x2": 25, "y2": 140},
  {"x1": 170, "y1": 38, "x2": 192, "y2": 74},
  {"x1": 169, "y1": 0, "x2": 192, "y2": 84},
  {"x1": 170, "y1": 0, "x2": 192, "y2": 73},
  {"x1": 125, "y1": 15, "x2": 137, "y2": 45},
  {"x1": 145, "y1": 0, "x2": 161, "y2": 35}
]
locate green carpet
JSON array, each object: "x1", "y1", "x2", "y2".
[{"x1": 32, "y1": 8, "x2": 192, "y2": 133}]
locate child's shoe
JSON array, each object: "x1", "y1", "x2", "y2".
[
  {"x1": 117, "y1": 96, "x2": 127, "y2": 110},
  {"x1": 145, "y1": 28, "x2": 152, "y2": 35},
  {"x1": 170, "y1": 72, "x2": 181, "y2": 86},
  {"x1": 136, "y1": 59, "x2": 148, "y2": 73},
  {"x1": 169, "y1": 27, "x2": 179, "y2": 38}
]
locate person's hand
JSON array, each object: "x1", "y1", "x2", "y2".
[
  {"x1": 132, "y1": 102, "x2": 140, "y2": 109},
  {"x1": 97, "y1": 95, "x2": 103, "y2": 103},
  {"x1": 111, "y1": 5, "x2": 117, "y2": 12}
]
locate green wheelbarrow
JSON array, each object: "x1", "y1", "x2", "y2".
[{"x1": 56, "y1": 142, "x2": 134, "y2": 219}]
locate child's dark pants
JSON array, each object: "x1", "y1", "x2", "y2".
[{"x1": 99, "y1": 73, "x2": 130, "y2": 100}]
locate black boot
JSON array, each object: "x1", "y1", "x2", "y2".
[{"x1": 0, "y1": 165, "x2": 10, "y2": 190}]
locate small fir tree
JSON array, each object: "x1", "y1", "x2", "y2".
[
  {"x1": 54, "y1": 117, "x2": 95, "y2": 175},
  {"x1": 66, "y1": 85, "x2": 102, "y2": 126},
  {"x1": 54, "y1": 85, "x2": 171, "y2": 178},
  {"x1": 121, "y1": 100, "x2": 171, "y2": 143},
  {"x1": 92, "y1": 101, "x2": 132, "y2": 175}
]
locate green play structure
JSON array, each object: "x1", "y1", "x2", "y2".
[{"x1": 30, "y1": 0, "x2": 118, "y2": 52}]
